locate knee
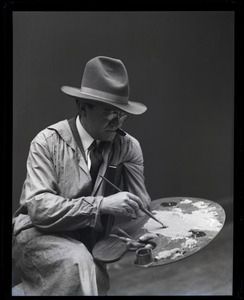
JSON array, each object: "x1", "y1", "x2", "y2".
[{"x1": 65, "y1": 242, "x2": 95, "y2": 268}]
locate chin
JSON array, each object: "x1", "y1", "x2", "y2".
[{"x1": 101, "y1": 131, "x2": 117, "y2": 141}]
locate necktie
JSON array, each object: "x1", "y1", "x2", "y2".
[{"x1": 89, "y1": 141, "x2": 104, "y2": 186}]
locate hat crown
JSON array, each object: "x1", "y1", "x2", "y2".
[
  {"x1": 61, "y1": 56, "x2": 147, "y2": 115},
  {"x1": 81, "y1": 56, "x2": 129, "y2": 98}
]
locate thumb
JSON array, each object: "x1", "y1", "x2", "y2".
[{"x1": 137, "y1": 210, "x2": 145, "y2": 217}]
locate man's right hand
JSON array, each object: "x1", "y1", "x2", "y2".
[{"x1": 100, "y1": 192, "x2": 145, "y2": 218}]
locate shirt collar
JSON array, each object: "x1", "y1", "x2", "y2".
[{"x1": 76, "y1": 115, "x2": 94, "y2": 151}]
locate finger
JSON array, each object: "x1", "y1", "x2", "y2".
[
  {"x1": 125, "y1": 192, "x2": 144, "y2": 209},
  {"x1": 139, "y1": 233, "x2": 159, "y2": 242},
  {"x1": 126, "y1": 209, "x2": 138, "y2": 219},
  {"x1": 124, "y1": 198, "x2": 140, "y2": 214},
  {"x1": 124, "y1": 206, "x2": 135, "y2": 216},
  {"x1": 137, "y1": 210, "x2": 145, "y2": 217}
]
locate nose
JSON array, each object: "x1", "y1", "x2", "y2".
[{"x1": 108, "y1": 117, "x2": 123, "y2": 129}]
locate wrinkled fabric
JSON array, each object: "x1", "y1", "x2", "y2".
[
  {"x1": 12, "y1": 228, "x2": 109, "y2": 296},
  {"x1": 12, "y1": 118, "x2": 151, "y2": 295}
]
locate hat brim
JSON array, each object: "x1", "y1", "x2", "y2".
[{"x1": 61, "y1": 86, "x2": 147, "y2": 115}]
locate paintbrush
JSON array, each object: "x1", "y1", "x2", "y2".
[{"x1": 100, "y1": 175, "x2": 167, "y2": 228}]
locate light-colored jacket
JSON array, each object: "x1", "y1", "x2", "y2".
[{"x1": 12, "y1": 118, "x2": 151, "y2": 236}]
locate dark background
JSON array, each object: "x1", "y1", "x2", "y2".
[
  {"x1": 13, "y1": 11, "x2": 234, "y2": 214},
  {"x1": 11, "y1": 11, "x2": 235, "y2": 296}
]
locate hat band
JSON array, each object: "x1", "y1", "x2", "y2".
[{"x1": 80, "y1": 86, "x2": 128, "y2": 104}]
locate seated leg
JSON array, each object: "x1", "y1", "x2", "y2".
[{"x1": 12, "y1": 228, "x2": 109, "y2": 296}]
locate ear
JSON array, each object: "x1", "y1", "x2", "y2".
[{"x1": 76, "y1": 99, "x2": 87, "y2": 116}]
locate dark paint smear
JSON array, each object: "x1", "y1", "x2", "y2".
[
  {"x1": 189, "y1": 230, "x2": 206, "y2": 237},
  {"x1": 160, "y1": 202, "x2": 178, "y2": 207}
]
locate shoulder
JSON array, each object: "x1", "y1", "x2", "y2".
[
  {"x1": 123, "y1": 133, "x2": 141, "y2": 150},
  {"x1": 31, "y1": 119, "x2": 71, "y2": 146},
  {"x1": 115, "y1": 132, "x2": 143, "y2": 163}
]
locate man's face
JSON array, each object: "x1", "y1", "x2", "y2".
[{"x1": 81, "y1": 103, "x2": 128, "y2": 141}]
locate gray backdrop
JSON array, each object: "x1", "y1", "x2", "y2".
[{"x1": 13, "y1": 11, "x2": 234, "y2": 214}]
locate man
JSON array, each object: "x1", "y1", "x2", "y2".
[{"x1": 12, "y1": 56, "x2": 151, "y2": 296}]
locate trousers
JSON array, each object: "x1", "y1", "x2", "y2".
[{"x1": 12, "y1": 227, "x2": 110, "y2": 296}]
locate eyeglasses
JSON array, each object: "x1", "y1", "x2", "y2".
[{"x1": 102, "y1": 109, "x2": 128, "y2": 122}]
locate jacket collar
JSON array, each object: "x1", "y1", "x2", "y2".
[
  {"x1": 47, "y1": 118, "x2": 115, "y2": 194},
  {"x1": 47, "y1": 118, "x2": 78, "y2": 151}
]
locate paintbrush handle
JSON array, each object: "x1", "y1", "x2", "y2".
[
  {"x1": 140, "y1": 207, "x2": 167, "y2": 228},
  {"x1": 100, "y1": 175, "x2": 122, "y2": 193},
  {"x1": 100, "y1": 175, "x2": 167, "y2": 228}
]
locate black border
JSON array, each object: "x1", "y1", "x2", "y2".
[{"x1": 2, "y1": 0, "x2": 243, "y2": 298}]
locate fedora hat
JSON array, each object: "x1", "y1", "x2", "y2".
[{"x1": 61, "y1": 56, "x2": 147, "y2": 115}]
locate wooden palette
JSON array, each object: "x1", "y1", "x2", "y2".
[{"x1": 92, "y1": 197, "x2": 226, "y2": 267}]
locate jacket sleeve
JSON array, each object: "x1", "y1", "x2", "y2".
[
  {"x1": 122, "y1": 136, "x2": 151, "y2": 210},
  {"x1": 21, "y1": 135, "x2": 103, "y2": 232}
]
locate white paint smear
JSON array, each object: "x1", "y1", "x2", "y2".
[
  {"x1": 180, "y1": 199, "x2": 192, "y2": 204},
  {"x1": 143, "y1": 203, "x2": 222, "y2": 240},
  {"x1": 192, "y1": 201, "x2": 210, "y2": 209},
  {"x1": 181, "y1": 238, "x2": 197, "y2": 249},
  {"x1": 155, "y1": 248, "x2": 181, "y2": 260},
  {"x1": 154, "y1": 238, "x2": 198, "y2": 261}
]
